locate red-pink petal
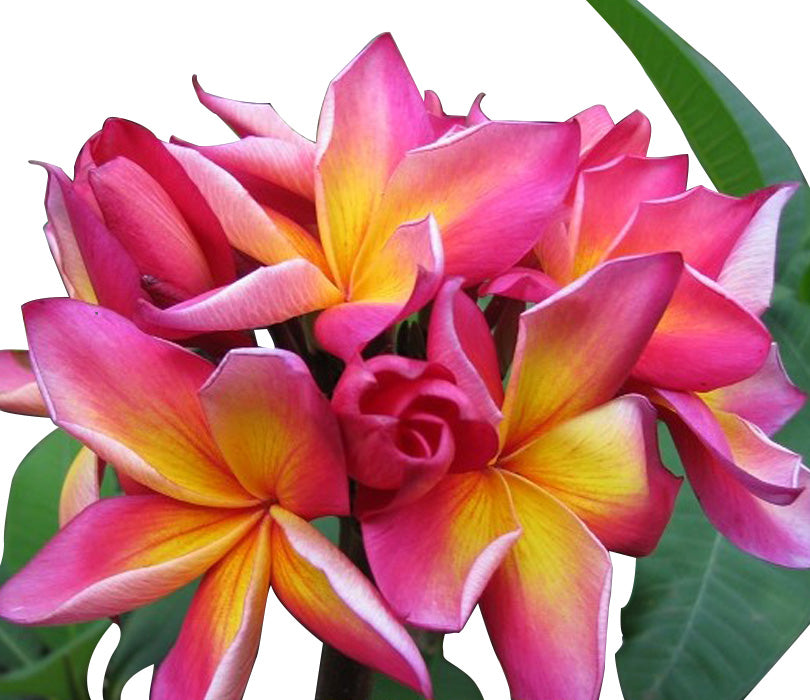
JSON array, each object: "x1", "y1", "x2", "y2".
[
  {"x1": 0, "y1": 350, "x2": 47, "y2": 417},
  {"x1": 59, "y1": 446, "x2": 104, "y2": 527},
  {"x1": 269, "y1": 507, "x2": 432, "y2": 697},
  {"x1": 479, "y1": 267, "x2": 561, "y2": 304},
  {"x1": 362, "y1": 469, "x2": 521, "y2": 631},
  {"x1": 579, "y1": 110, "x2": 652, "y2": 170}
]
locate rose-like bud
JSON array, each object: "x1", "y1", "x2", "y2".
[{"x1": 333, "y1": 355, "x2": 499, "y2": 517}]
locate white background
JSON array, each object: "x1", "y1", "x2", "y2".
[{"x1": 1, "y1": 1, "x2": 808, "y2": 698}]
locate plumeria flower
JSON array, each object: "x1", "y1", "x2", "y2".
[
  {"x1": 144, "y1": 33, "x2": 580, "y2": 359},
  {"x1": 349, "y1": 253, "x2": 684, "y2": 700},
  {"x1": 0, "y1": 300, "x2": 431, "y2": 700},
  {"x1": 480, "y1": 110, "x2": 810, "y2": 566}
]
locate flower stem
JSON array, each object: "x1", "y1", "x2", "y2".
[{"x1": 314, "y1": 517, "x2": 374, "y2": 700}]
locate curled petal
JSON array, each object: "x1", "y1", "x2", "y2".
[
  {"x1": 481, "y1": 472, "x2": 612, "y2": 700},
  {"x1": 24, "y1": 299, "x2": 253, "y2": 507},
  {"x1": 0, "y1": 350, "x2": 47, "y2": 417},
  {"x1": 138, "y1": 260, "x2": 343, "y2": 335},
  {"x1": 498, "y1": 396, "x2": 680, "y2": 556},
  {"x1": 59, "y1": 446, "x2": 104, "y2": 527},
  {"x1": 428, "y1": 278, "x2": 503, "y2": 426},
  {"x1": 193, "y1": 75, "x2": 314, "y2": 148},
  {"x1": 479, "y1": 267, "x2": 561, "y2": 304},
  {"x1": 702, "y1": 343, "x2": 806, "y2": 435},
  {"x1": 633, "y1": 265, "x2": 772, "y2": 392},
  {"x1": 152, "y1": 519, "x2": 271, "y2": 700},
  {"x1": 579, "y1": 110, "x2": 652, "y2": 170},
  {"x1": 316, "y1": 33, "x2": 433, "y2": 288},
  {"x1": 570, "y1": 105, "x2": 614, "y2": 156},
  {"x1": 200, "y1": 349, "x2": 349, "y2": 518},
  {"x1": 362, "y1": 120, "x2": 580, "y2": 283},
  {"x1": 269, "y1": 507, "x2": 432, "y2": 697},
  {"x1": 0, "y1": 496, "x2": 262, "y2": 625},
  {"x1": 362, "y1": 469, "x2": 521, "y2": 631},
  {"x1": 500, "y1": 253, "x2": 682, "y2": 456}
]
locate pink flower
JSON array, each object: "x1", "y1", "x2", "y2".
[
  {"x1": 145, "y1": 33, "x2": 580, "y2": 359},
  {"x1": 354, "y1": 254, "x2": 683, "y2": 700},
  {"x1": 0, "y1": 299, "x2": 431, "y2": 700}
]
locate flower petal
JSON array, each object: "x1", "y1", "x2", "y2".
[
  {"x1": 90, "y1": 118, "x2": 235, "y2": 285},
  {"x1": 564, "y1": 155, "x2": 689, "y2": 280},
  {"x1": 480, "y1": 472, "x2": 611, "y2": 700},
  {"x1": 427, "y1": 278, "x2": 503, "y2": 426},
  {"x1": 316, "y1": 33, "x2": 433, "y2": 288},
  {"x1": 659, "y1": 395, "x2": 810, "y2": 567},
  {"x1": 500, "y1": 253, "x2": 682, "y2": 456},
  {"x1": 269, "y1": 507, "x2": 432, "y2": 697},
  {"x1": 193, "y1": 75, "x2": 314, "y2": 148},
  {"x1": 570, "y1": 105, "x2": 615, "y2": 156},
  {"x1": 152, "y1": 519, "x2": 271, "y2": 700},
  {"x1": 138, "y1": 259, "x2": 343, "y2": 335},
  {"x1": 702, "y1": 343, "x2": 806, "y2": 435},
  {"x1": 0, "y1": 495, "x2": 261, "y2": 625},
  {"x1": 362, "y1": 469, "x2": 521, "y2": 631},
  {"x1": 478, "y1": 267, "x2": 561, "y2": 304},
  {"x1": 361, "y1": 120, "x2": 580, "y2": 283},
  {"x1": 24, "y1": 299, "x2": 252, "y2": 507},
  {"x1": 579, "y1": 110, "x2": 652, "y2": 170},
  {"x1": 498, "y1": 395, "x2": 680, "y2": 556},
  {"x1": 59, "y1": 446, "x2": 104, "y2": 527},
  {"x1": 37, "y1": 163, "x2": 143, "y2": 315},
  {"x1": 200, "y1": 348, "x2": 348, "y2": 518},
  {"x1": 633, "y1": 265, "x2": 772, "y2": 391},
  {"x1": 0, "y1": 350, "x2": 47, "y2": 417}
]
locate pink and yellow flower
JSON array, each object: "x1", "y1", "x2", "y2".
[
  {"x1": 0, "y1": 299, "x2": 431, "y2": 699},
  {"x1": 352, "y1": 253, "x2": 684, "y2": 700}
]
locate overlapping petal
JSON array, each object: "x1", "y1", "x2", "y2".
[
  {"x1": 500, "y1": 253, "x2": 682, "y2": 455},
  {"x1": 362, "y1": 469, "x2": 521, "y2": 631},
  {"x1": 200, "y1": 349, "x2": 348, "y2": 518},
  {"x1": 0, "y1": 496, "x2": 261, "y2": 625},
  {"x1": 269, "y1": 507, "x2": 432, "y2": 696},
  {"x1": 59, "y1": 446, "x2": 104, "y2": 526},
  {"x1": 24, "y1": 299, "x2": 253, "y2": 506},
  {"x1": 498, "y1": 396, "x2": 680, "y2": 556},
  {"x1": 480, "y1": 472, "x2": 612, "y2": 700},
  {"x1": 0, "y1": 350, "x2": 47, "y2": 416},
  {"x1": 152, "y1": 518, "x2": 271, "y2": 700}
]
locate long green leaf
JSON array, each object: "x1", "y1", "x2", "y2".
[
  {"x1": 0, "y1": 430, "x2": 111, "y2": 699},
  {"x1": 617, "y1": 293, "x2": 810, "y2": 699},
  {"x1": 585, "y1": 0, "x2": 810, "y2": 282}
]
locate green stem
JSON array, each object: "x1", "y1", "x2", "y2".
[{"x1": 314, "y1": 517, "x2": 374, "y2": 700}]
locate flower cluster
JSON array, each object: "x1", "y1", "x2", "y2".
[{"x1": 0, "y1": 33, "x2": 806, "y2": 700}]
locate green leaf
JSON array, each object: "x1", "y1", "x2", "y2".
[
  {"x1": 0, "y1": 429, "x2": 111, "y2": 699},
  {"x1": 584, "y1": 0, "x2": 810, "y2": 276},
  {"x1": 617, "y1": 293, "x2": 810, "y2": 700},
  {"x1": 102, "y1": 583, "x2": 197, "y2": 700}
]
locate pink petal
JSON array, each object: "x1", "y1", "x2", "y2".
[
  {"x1": 89, "y1": 157, "x2": 216, "y2": 300},
  {"x1": 200, "y1": 349, "x2": 349, "y2": 518},
  {"x1": 193, "y1": 75, "x2": 314, "y2": 149},
  {"x1": 427, "y1": 278, "x2": 503, "y2": 426},
  {"x1": 717, "y1": 183, "x2": 799, "y2": 316},
  {"x1": 564, "y1": 154, "x2": 689, "y2": 280},
  {"x1": 0, "y1": 350, "x2": 47, "y2": 417},
  {"x1": 316, "y1": 33, "x2": 433, "y2": 288},
  {"x1": 579, "y1": 110, "x2": 652, "y2": 170},
  {"x1": 658, "y1": 392, "x2": 810, "y2": 567},
  {"x1": 138, "y1": 259, "x2": 343, "y2": 335},
  {"x1": 269, "y1": 507, "x2": 432, "y2": 697},
  {"x1": 37, "y1": 163, "x2": 143, "y2": 316},
  {"x1": 702, "y1": 343, "x2": 806, "y2": 435},
  {"x1": 481, "y1": 472, "x2": 611, "y2": 700},
  {"x1": 90, "y1": 118, "x2": 235, "y2": 285},
  {"x1": 633, "y1": 265, "x2": 772, "y2": 392},
  {"x1": 570, "y1": 105, "x2": 615, "y2": 156},
  {"x1": 479, "y1": 267, "x2": 561, "y2": 304},
  {"x1": 498, "y1": 395, "x2": 680, "y2": 556},
  {"x1": 24, "y1": 299, "x2": 253, "y2": 507},
  {"x1": 362, "y1": 120, "x2": 580, "y2": 284},
  {"x1": 59, "y1": 446, "x2": 104, "y2": 527},
  {"x1": 0, "y1": 496, "x2": 262, "y2": 625},
  {"x1": 500, "y1": 253, "x2": 682, "y2": 456},
  {"x1": 362, "y1": 469, "x2": 521, "y2": 631},
  {"x1": 152, "y1": 519, "x2": 271, "y2": 700}
]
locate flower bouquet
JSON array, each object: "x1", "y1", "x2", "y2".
[{"x1": 0, "y1": 2, "x2": 808, "y2": 699}]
